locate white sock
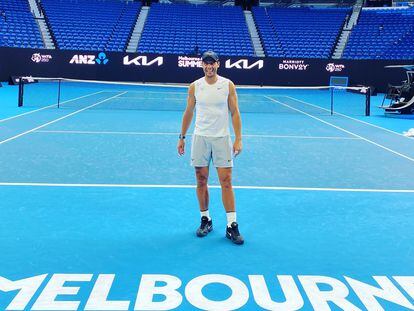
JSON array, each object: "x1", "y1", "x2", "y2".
[
  {"x1": 226, "y1": 212, "x2": 236, "y2": 227},
  {"x1": 200, "y1": 210, "x2": 211, "y2": 221}
]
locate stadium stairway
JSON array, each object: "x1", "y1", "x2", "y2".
[
  {"x1": 244, "y1": 10, "x2": 265, "y2": 57},
  {"x1": 126, "y1": 6, "x2": 149, "y2": 53},
  {"x1": 332, "y1": 0, "x2": 363, "y2": 59},
  {"x1": 27, "y1": 0, "x2": 55, "y2": 49}
]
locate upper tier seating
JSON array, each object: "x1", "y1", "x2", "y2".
[
  {"x1": 0, "y1": 0, "x2": 44, "y2": 48},
  {"x1": 253, "y1": 7, "x2": 350, "y2": 58},
  {"x1": 343, "y1": 7, "x2": 414, "y2": 60},
  {"x1": 41, "y1": 0, "x2": 141, "y2": 51},
  {"x1": 138, "y1": 3, "x2": 254, "y2": 56}
]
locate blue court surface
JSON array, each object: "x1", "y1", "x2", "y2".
[{"x1": 1, "y1": 81, "x2": 414, "y2": 311}]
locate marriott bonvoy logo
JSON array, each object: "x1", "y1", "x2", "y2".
[{"x1": 278, "y1": 60, "x2": 310, "y2": 71}]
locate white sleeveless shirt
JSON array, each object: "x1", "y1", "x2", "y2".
[{"x1": 194, "y1": 75, "x2": 231, "y2": 137}]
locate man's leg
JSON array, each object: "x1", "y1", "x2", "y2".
[
  {"x1": 217, "y1": 167, "x2": 234, "y2": 213},
  {"x1": 195, "y1": 166, "x2": 209, "y2": 212},
  {"x1": 217, "y1": 167, "x2": 244, "y2": 245},
  {"x1": 195, "y1": 166, "x2": 212, "y2": 237}
]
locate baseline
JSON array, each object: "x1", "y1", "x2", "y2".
[{"x1": 0, "y1": 182, "x2": 413, "y2": 193}]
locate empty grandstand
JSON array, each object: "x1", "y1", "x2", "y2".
[
  {"x1": 40, "y1": 0, "x2": 141, "y2": 51},
  {"x1": 0, "y1": 0, "x2": 412, "y2": 61},
  {"x1": 137, "y1": 3, "x2": 254, "y2": 56},
  {"x1": 343, "y1": 7, "x2": 414, "y2": 59},
  {"x1": 0, "y1": 0, "x2": 44, "y2": 48},
  {"x1": 253, "y1": 7, "x2": 350, "y2": 58}
]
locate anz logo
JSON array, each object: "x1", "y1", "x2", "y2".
[
  {"x1": 225, "y1": 59, "x2": 264, "y2": 70},
  {"x1": 123, "y1": 55, "x2": 164, "y2": 66},
  {"x1": 95, "y1": 52, "x2": 109, "y2": 65},
  {"x1": 69, "y1": 52, "x2": 108, "y2": 65}
]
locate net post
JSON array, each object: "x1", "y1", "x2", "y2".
[
  {"x1": 365, "y1": 87, "x2": 371, "y2": 116},
  {"x1": 57, "y1": 79, "x2": 61, "y2": 108},
  {"x1": 18, "y1": 77, "x2": 24, "y2": 107},
  {"x1": 330, "y1": 86, "x2": 334, "y2": 115}
]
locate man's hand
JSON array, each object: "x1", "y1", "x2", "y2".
[
  {"x1": 177, "y1": 139, "x2": 185, "y2": 156},
  {"x1": 233, "y1": 138, "x2": 242, "y2": 157}
]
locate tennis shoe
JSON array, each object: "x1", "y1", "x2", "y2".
[
  {"x1": 226, "y1": 222, "x2": 244, "y2": 245},
  {"x1": 196, "y1": 216, "x2": 213, "y2": 237}
]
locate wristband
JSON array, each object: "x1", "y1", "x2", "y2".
[{"x1": 179, "y1": 134, "x2": 186, "y2": 139}]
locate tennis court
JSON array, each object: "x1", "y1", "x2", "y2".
[{"x1": 1, "y1": 81, "x2": 414, "y2": 310}]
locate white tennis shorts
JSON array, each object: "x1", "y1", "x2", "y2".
[{"x1": 191, "y1": 135, "x2": 233, "y2": 168}]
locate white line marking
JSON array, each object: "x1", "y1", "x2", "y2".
[
  {"x1": 101, "y1": 91, "x2": 187, "y2": 95},
  {"x1": 244, "y1": 135, "x2": 360, "y2": 140},
  {"x1": 0, "y1": 182, "x2": 413, "y2": 193},
  {"x1": 284, "y1": 95, "x2": 413, "y2": 139},
  {"x1": 265, "y1": 96, "x2": 414, "y2": 163},
  {"x1": 0, "y1": 91, "x2": 105, "y2": 123},
  {"x1": 35, "y1": 130, "x2": 179, "y2": 135},
  {"x1": 107, "y1": 96, "x2": 185, "y2": 100},
  {"x1": 34, "y1": 130, "x2": 361, "y2": 140},
  {"x1": 0, "y1": 92, "x2": 127, "y2": 146}
]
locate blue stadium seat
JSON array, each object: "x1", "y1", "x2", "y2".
[
  {"x1": 41, "y1": 0, "x2": 141, "y2": 52},
  {"x1": 252, "y1": 7, "x2": 350, "y2": 58},
  {"x1": 138, "y1": 3, "x2": 254, "y2": 56},
  {"x1": 343, "y1": 7, "x2": 414, "y2": 60},
  {"x1": 0, "y1": 0, "x2": 44, "y2": 48}
]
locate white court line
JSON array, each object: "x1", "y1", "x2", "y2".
[
  {"x1": 106, "y1": 96, "x2": 186, "y2": 100},
  {"x1": 101, "y1": 91, "x2": 187, "y2": 95},
  {"x1": 243, "y1": 134, "x2": 360, "y2": 140},
  {"x1": 0, "y1": 91, "x2": 105, "y2": 123},
  {"x1": 0, "y1": 182, "x2": 413, "y2": 193},
  {"x1": 0, "y1": 92, "x2": 127, "y2": 146},
  {"x1": 34, "y1": 130, "x2": 361, "y2": 140},
  {"x1": 284, "y1": 95, "x2": 413, "y2": 139},
  {"x1": 264, "y1": 95, "x2": 414, "y2": 163},
  {"x1": 35, "y1": 130, "x2": 179, "y2": 135}
]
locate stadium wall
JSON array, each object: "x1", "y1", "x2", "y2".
[{"x1": 1, "y1": 47, "x2": 412, "y2": 92}]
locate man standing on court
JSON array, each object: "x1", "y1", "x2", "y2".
[{"x1": 177, "y1": 51, "x2": 244, "y2": 245}]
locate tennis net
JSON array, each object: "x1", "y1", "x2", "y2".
[{"x1": 18, "y1": 77, "x2": 371, "y2": 116}]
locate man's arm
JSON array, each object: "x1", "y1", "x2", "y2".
[
  {"x1": 177, "y1": 83, "x2": 196, "y2": 155},
  {"x1": 228, "y1": 81, "x2": 242, "y2": 156}
]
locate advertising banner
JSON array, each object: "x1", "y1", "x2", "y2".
[{"x1": 0, "y1": 47, "x2": 412, "y2": 92}]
